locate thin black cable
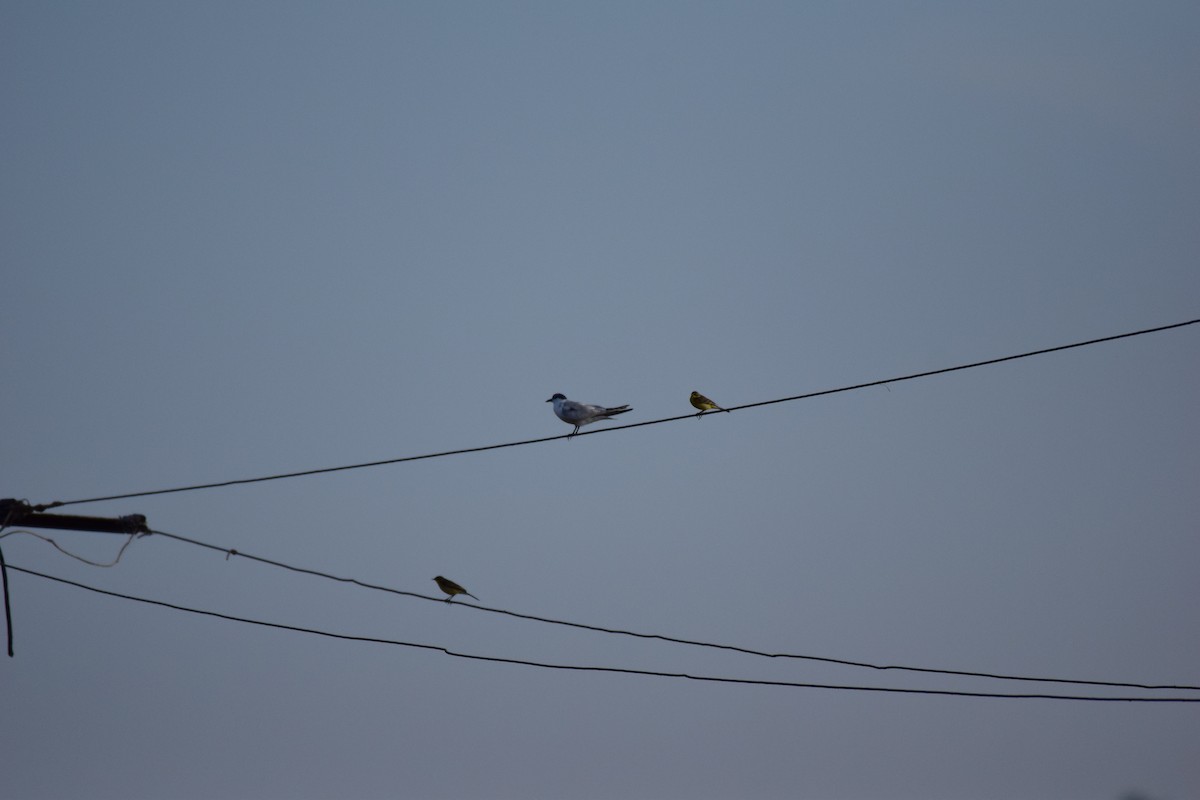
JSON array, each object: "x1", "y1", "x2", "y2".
[
  {"x1": 10, "y1": 564, "x2": 1197, "y2": 703},
  {"x1": 0, "y1": 547, "x2": 12, "y2": 657},
  {"x1": 1, "y1": 510, "x2": 15, "y2": 656},
  {"x1": 36, "y1": 318, "x2": 1199, "y2": 511},
  {"x1": 148, "y1": 527, "x2": 1200, "y2": 692},
  {"x1": 0, "y1": 529, "x2": 139, "y2": 567}
]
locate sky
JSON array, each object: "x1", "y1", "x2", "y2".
[{"x1": 2, "y1": 2, "x2": 1198, "y2": 798}]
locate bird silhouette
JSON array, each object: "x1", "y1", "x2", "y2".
[
  {"x1": 433, "y1": 575, "x2": 479, "y2": 603},
  {"x1": 689, "y1": 391, "x2": 728, "y2": 418}
]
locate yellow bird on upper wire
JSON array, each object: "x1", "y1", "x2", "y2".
[
  {"x1": 689, "y1": 391, "x2": 729, "y2": 418},
  {"x1": 433, "y1": 575, "x2": 479, "y2": 603}
]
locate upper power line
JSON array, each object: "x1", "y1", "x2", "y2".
[{"x1": 31, "y1": 317, "x2": 1199, "y2": 510}]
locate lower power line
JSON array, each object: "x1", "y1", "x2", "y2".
[{"x1": 10, "y1": 564, "x2": 1199, "y2": 703}]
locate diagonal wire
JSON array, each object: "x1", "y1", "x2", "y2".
[
  {"x1": 147, "y1": 527, "x2": 1200, "y2": 692},
  {"x1": 10, "y1": 564, "x2": 1199, "y2": 703},
  {"x1": 34, "y1": 318, "x2": 1199, "y2": 511}
]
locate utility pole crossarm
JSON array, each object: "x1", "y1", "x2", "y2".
[{"x1": 0, "y1": 499, "x2": 149, "y2": 535}]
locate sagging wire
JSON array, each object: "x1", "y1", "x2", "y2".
[{"x1": 0, "y1": 528, "x2": 141, "y2": 568}]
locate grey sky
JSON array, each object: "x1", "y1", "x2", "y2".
[{"x1": 2, "y1": 2, "x2": 1198, "y2": 799}]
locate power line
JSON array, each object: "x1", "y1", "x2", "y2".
[
  {"x1": 0, "y1": 547, "x2": 12, "y2": 657},
  {"x1": 0, "y1": 529, "x2": 140, "y2": 568},
  {"x1": 35, "y1": 318, "x2": 1199, "y2": 511},
  {"x1": 1, "y1": 511, "x2": 17, "y2": 656},
  {"x1": 10, "y1": 563, "x2": 1198, "y2": 703},
  {"x1": 148, "y1": 527, "x2": 1200, "y2": 692}
]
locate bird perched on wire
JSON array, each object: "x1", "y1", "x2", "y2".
[
  {"x1": 433, "y1": 575, "x2": 479, "y2": 603},
  {"x1": 689, "y1": 390, "x2": 729, "y2": 418},
  {"x1": 546, "y1": 393, "x2": 632, "y2": 438}
]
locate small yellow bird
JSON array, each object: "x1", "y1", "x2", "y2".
[
  {"x1": 433, "y1": 575, "x2": 479, "y2": 603},
  {"x1": 690, "y1": 390, "x2": 729, "y2": 418}
]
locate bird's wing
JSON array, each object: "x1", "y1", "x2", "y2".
[{"x1": 560, "y1": 399, "x2": 602, "y2": 421}]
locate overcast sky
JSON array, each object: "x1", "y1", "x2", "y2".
[{"x1": 2, "y1": 2, "x2": 1198, "y2": 799}]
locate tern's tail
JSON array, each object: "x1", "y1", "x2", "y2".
[{"x1": 605, "y1": 405, "x2": 632, "y2": 417}]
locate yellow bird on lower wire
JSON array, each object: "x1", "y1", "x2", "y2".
[
  {"x1": 689, "y1": 391, "x2": 729, "y2": 418},
  {"x1": 433, "y1": 575, "x2": 479, "y2": 603}
]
